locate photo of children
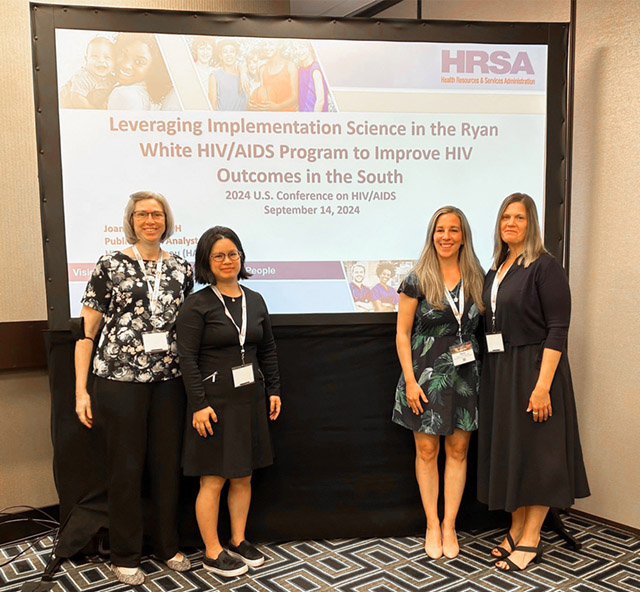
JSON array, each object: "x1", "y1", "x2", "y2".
[
  {"x1": 209, "y1": 38, "x2": 248, "y2": 111},
  {"x1": 295, "y1": 40, "x2": 329, "y2": 112},
  {"x1": 107, "y1": 33, "x2": 174, "y2": 110},
  {"x1": 57, "y1": 31, "x2": 175, "y2": 111},
  {"x1": 58, "y1": 31, "x2": 336, "y2": 113},
  {"x1": 58, "y1": 36, "x2": 115, "y2": 109}
]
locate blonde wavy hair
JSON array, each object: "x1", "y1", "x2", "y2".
[
  {"x1": 491, "y1": 192, "x2": 547, "y2": 269},
  {"x1": 413, "y1": 206, "x2": 485, "y2": 312}
]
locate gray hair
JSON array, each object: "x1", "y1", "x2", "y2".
[
  {"x1": 491, "y1": 192, "x2": 547, "y2": 269},
  {"x1": 123, "y1": 191, "x2": 175, "y2": 244}
]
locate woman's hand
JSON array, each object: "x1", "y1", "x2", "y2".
[
  {"x1": 75, "y1": 390, "x2": 93, "y2": 428},
  {"x1": 269, "y1": 396, "x2": 281, "y2": 420},
  {"x1": 193, "y1": 406, "x2": 218, "y2": 437},
  {"x1": 527, "y1": 385, "x2": 552, "y2": 422},
  {"x1": 248, "y1": 99, "x2": 277, "y2": 111},
  {"x1": 406, "y1": 381, "x2": 428, "y2": 415}
]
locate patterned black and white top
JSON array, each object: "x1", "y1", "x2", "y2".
[{"x1": 82, "y1": 251, "x2": 194, "y2": 383}]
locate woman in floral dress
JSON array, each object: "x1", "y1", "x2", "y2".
[
  {"x1": 74, "y1": 191, "x2": 193, "y2": 585},
  {"x1": 393, "y1": 206, "x2": 484, "y2": 559}
]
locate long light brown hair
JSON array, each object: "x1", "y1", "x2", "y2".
[
  {"x1": 413, "y1": 206, "x2": 485, "y2": 312},
  {"x1": 491, "y1": 192, "x2": 547, "y2": 269}
]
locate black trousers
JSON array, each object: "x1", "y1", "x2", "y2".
[{"x1": 94, "y1": 377, "x2": 185, "y2": 567}]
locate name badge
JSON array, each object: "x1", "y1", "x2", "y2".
[
  {"x1": 232, "y1": 363, "x2": 255, "y2": 388},
  {"x1": 449, "y1": 341, "x2": 475, "y2": 366},
  {"x1": 486, "y1": 332, "x2": 505, "y2": 353},
  {"x1": 142, "y1": 331, "x2": 169, "y2": 353}
]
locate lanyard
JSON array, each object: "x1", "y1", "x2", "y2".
[
  {"x1": 444, "y1": 280, "x2": 465, "y2": 341},
  {"x1": 490, "y1": 260, "x2": 513, "y2": 331},
  {"x1": 211, "y1": 285, "x2": 247, "y2": 364},
  {"x1": 132, "y1": 245, "x2": 163, "y2": 316}
]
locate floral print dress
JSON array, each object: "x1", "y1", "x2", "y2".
[
  {"x1": 82, "y1": 251, "x2": 193, "y2": 382},
  {"x1": 392, "y1": 272, "x2": 481, "y2": 435}
]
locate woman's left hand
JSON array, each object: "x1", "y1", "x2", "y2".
[
  {"x1": 527, "y1": 386, "x2": 553, "y2": 422},
  {"x1": 269, "y1": 396, "x2": 281, "y2": 420}
]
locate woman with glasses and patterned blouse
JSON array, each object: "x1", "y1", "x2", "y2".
[
  {"x1": 74, "y1": 191, "x2": 193, "y2": 585},
  {"x1": 176, "y1": 226, "x2": 282, "y2": 578}
]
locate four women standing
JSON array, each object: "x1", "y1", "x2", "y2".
[{"x1": 75, "y1": 191, "x2": 587, "y2": 578}]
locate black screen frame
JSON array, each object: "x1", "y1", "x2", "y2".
[{"x1": 31, "y1": 4, "x2": 569, "y2": 330}]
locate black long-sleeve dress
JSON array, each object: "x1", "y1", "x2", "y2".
[
  {"x1": 477, "y1": 253, "x2": 590, "y2": 511},
  {"x1": 176, "y1": 285, "x2": 280, "y2": 478}
]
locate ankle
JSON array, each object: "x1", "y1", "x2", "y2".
[
  {"x1": 441, "y1": 520, "x2": 456, "y2": 532},
  {"x1": 206, "y1": 545, "x2": 224, "y2": 559},
  {"x1": 517, "y1": 535, "x2": 540, "y2": 548},
  {"x1": 426, "y1": 520, "x2": 441, "y2": 532}
]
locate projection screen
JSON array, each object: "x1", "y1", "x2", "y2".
[{"x1": 31, "y1": 7, "x2": 569, "y2": 328}]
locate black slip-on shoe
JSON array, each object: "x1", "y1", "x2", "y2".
[
  {"x1": 202, "y1": 550, "x2": 248, "y2": 577},
  {"x1": 227, "y1": 540, "x2": 265, "y2": 568}
]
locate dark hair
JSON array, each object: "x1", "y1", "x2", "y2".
[
  {"x1": 194, "y1": 226, "x2": 251, "y2": 285},
  {"x1": 113, "y1": 33, "x2": 172, "y2": 104},
  {"x1": 375, "y1": 262, "x2": 395, "y2": 278}
]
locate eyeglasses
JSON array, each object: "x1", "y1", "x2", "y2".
[
  {"x1": 132, "y1": 211, "x2": 165, "y2": 221},
  {"x1": 210, "y1": 250, "x2": 242, "y2": 263}
]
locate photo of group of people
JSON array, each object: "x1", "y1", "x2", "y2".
[
  {"x1": 191, "y1": 36, "x2": 334, "y2": 112},
  {"x1": 57, "y1": 31, "x2": 335, "y2": 112},
  {"x1": 343, "y1": 260, "x2": 414, "y2": 312}
]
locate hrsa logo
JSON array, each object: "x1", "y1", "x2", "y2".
[{"x1": 441, "y1": 50, "x2": 535, "y2": 75}]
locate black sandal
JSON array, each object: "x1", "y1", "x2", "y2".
[
  {"x1": 496, "y1": 543, "x2": 544, "y2": 571},
  {"x1": 491, "y1": 532, "x2": 516, "y2": 559}
]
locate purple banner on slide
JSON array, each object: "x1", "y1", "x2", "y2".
[{"x1": 244, "y1": 261, "x2": 345, "y2": 280}]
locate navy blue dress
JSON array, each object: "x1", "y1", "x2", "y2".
[{"x1": 477, "y1": 254, "x2": 590, "y2": 511}]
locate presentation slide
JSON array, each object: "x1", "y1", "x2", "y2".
[{"x1": 55, "y1": 30, "x2": 547, "y2": 316}]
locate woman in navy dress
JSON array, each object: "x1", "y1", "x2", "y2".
[{"x1": 478, "y1": 193, "x2": 589, "y2": 571}]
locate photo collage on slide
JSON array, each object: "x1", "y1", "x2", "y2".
[{"x1": 57, "y1": 33, "x2": 336, "y2": 113}]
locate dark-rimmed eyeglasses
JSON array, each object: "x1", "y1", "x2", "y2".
[{"x1": 210, "y1": 250, "x2": 242, "y2": 263}]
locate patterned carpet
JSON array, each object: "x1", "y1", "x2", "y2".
[{"x1": 1, "y1": 513, "x2": 638, "y2": 592}]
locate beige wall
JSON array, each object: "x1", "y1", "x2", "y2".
[
  {"x1": 1, "y1": 0, "x2": 639, "y2": 527},
  {"x1": 569, "y1": 0, "x2": 640, "y2": 527},
  {"x1": 0, "y1": 371, "x2": 57, "y2": 508}
]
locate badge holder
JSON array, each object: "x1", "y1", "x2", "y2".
[
  {"x1": 485, "y1": 332, "x2": 505, "y2": 353},
  {"x1": 450, "y1": 340, "x2": 475, "y2": 366},
  {"x1": 142, "y1": 331, "x2": 169, "y2": 353},
  {"x1": 232, "y1": 362, "x2": 255, "y2": 388}
]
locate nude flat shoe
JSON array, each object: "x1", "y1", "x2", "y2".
[
  {"x1": 424, "y1": 528, "x2": 443, "y2": 559},
  {"x1": 442, "y1": 529, "x2": 459, "y2": 559}
]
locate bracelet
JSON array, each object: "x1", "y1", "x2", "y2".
[{"x1": 82, "y1": 336, "x2": 94, "y2": 343}]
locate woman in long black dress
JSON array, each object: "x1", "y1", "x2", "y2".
[
  {"x1": 176, "y1": 226, "x2": 281, "y2": 578},
  {"x1": 478, "y1": 193, "x2": 589, "y2": 571},
  {"x1": 393, "y1": 206, "x2": 485, "y2": 559}
]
